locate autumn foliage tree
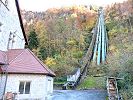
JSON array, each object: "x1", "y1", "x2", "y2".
[{"x1": 23, "y1": 6, "x2": 96, "y2": 76}]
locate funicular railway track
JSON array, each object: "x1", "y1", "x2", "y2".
[
  {"x1": 63, "y1": 8, "x2": 98, "y2": 89},
  {"x1": 67, "y1": 7, "x2": 107, "y2": 89},
  {"x1": 73, "y1": 7, "x2": 107, "y2": 88},
  {"x1": 62, "y1": 26, "x2": 97, "y2": 89},
  {"x1": 61, "y1": 6, "x2": 124, "y2": 100},
  {"x1": 63, "y1": 8, "x2": 122, "y2": 100}
]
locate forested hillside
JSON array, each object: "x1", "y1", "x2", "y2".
[
  {"x1": 21, "y1": 1, "x2": 133, "y2": 98},
  {"x1": 104, "y1": 0, "x2": 133, "y2": 99},
  {"x1": 21, "y1": 6, "x2": 96, "y2": 76}
]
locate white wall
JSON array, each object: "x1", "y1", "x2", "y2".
[
  {"x1": 0, "y1": 74, "x2": 7, "y2": 98},
  {"x1": 46, "y1": 76, "x2": 53, "y2": 94},
  {"x1": 0, "y1": 0, "x2": 25, "y2": 51},
  {"x1": 5, "y1": 74, "x2": 53, "y2": 100}
]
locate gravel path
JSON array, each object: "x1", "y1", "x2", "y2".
[{"x1": 48, "y1": 89, "x2": 107, "y2": 100}]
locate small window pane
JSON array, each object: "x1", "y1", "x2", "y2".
[
  {"x1": 19, "y1": 82, "x2": 24, "y2": 94},
  {"x1": 25, "y1": 82, "x2": 30, "y2": 94}
]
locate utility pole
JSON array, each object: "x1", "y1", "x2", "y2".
[
  {"x1": 3, "y1": 31, "x2": 16, "y2": 98},
  {"x1": 2, "y1": 31, "x2": 13, "y2": 99},
  {"x1": 7, "y1": 31, "x2": 16, "y2": 50},
  {"x1": 7, "y1": 32, "x2": 12, "y2": 50},
  {"x1": 11, "y1": 34, "x2": 16, "y2": 49}
]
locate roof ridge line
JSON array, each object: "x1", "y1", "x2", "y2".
[
  {"x1": 8, "y1": 50, "x2": 24, "y2": 64},
  {"x1": 27, "y1": 48, "x2": 55, "y2": 76}
]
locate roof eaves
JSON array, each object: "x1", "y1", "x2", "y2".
[{"x1": 7, "y1": 72, "x2": 55, "y2": 77}]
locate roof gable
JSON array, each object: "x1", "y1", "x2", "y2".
[{"x1": 1, "y1": 49, "x2": 55, "y2": 77}]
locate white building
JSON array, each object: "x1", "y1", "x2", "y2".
[
  {"x1": 0, "y1": 0, "x2": 28, "y2": 51},
  {"x1": 67, "y1": 68, "x2": 80, "y2": 82},
  {"x1": 0, "y1": 49, "x2": 55, "y2": 99},
  {"x1": 0, "y1": 0, "x2": 55, "y2": 99}
]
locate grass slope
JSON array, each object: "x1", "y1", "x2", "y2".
[{"x1": 77, "y1": 76, "x2": 106, "y2": 90}]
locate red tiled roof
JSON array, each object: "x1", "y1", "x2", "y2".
[
  {"x1": 0, "y1": 49, "x2": 55, "y2": 77},
  {"x1": 6, "y1": 49, "x2": 24, "y2": 62}
]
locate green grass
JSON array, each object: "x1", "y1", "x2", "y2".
[
  {"x1": 54, "y1": 81, "x2": 66, "y2": 84},
  {"x1": 77, "y1": 76, "x2": 106, "y2": 90}
]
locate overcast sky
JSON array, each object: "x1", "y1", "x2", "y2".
[{"x1": 18, "y1": 0, "x2": 126, "y2": 11}]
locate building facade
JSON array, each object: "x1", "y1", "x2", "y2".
[
  {"x1": 0, "y1": 0, "x2": 27, "y2": 51},
  {"x1": 0, "y1": 1, "x2": 55, "y2": 99},
  {"x1": 0, "y1": 49, "x2": 55, "y2": 99},
  {"x1": 0, "y1": 0, "x2": 28, "y2": 98},
  {"x1": 5, "y1": 74, "x2": 53, "y2": 99}
]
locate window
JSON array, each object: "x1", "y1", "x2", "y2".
[{"x1": 19, "y1": 81, "x2": 31, "y2": 94}]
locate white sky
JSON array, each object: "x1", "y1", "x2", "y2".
[{"x1": 18, "y1": 0, "x2": 126, "y2": 11}]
